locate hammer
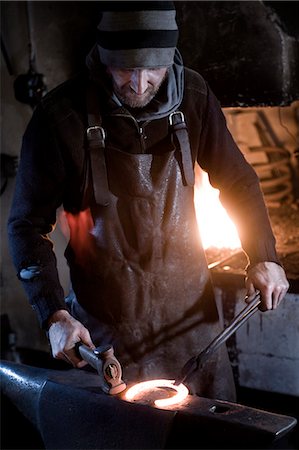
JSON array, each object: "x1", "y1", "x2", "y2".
[{"x1": 76, "y1": 343, "x2": 127, "y2": 395}]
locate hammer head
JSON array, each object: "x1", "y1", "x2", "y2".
[{"x1": 77, "y1": 344, "x2": 127, "y2": 395}]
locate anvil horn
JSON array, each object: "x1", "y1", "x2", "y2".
[{"x1": 1, "y1": 360, "x2": 46, "y2": 427}]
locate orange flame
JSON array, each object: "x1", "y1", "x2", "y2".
[{"x1": 194, "y1": 167, "x2": 241, "y2": 249}]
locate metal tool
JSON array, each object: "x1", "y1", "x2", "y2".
[
  {"x1": 76, "y1": 343, "x2": 127, "y2": 395},
  {"x1": 175, "y1": 292, "x2": 261, "y2": 385}
]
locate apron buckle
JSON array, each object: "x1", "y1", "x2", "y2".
[
  {"x1": 87, "y1": 126, "x2": 106, "y2": 148},
  {"x1": 169, "y1": 111, "x2": 185, "y2": 126}
]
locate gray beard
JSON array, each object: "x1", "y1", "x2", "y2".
[
  {"x1": 115, "y1": 88, "x2": 157, "y2": 109},
  {"x1": 113, "y1": 70, "x2": 169, "y2": 110}
]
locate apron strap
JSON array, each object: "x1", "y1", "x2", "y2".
[
  {"x1": 86, "y1": 84, "x2": 110, "y2": 206},
  {"x1": 169, "y1": 111, "x2": 195, "y2": 187}
]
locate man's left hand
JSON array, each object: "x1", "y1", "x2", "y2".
[{"x1": 245, "y1": 261, "x2": 289, "y2": 311}]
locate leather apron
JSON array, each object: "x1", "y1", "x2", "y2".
[{"x1": 65, "y1": 115, "x2": 236, "y2": 402}]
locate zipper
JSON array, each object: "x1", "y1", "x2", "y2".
[
  {"x1": 112, "y1": 112, "x2": 151, "y2": 153},
  {"x1": 138, "y1": 123, "x2": 150, "y2": 153}
]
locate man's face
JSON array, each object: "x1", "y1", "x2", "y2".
[{"x1": 107, "y1": 67, "x2": 168, "y2": 109}]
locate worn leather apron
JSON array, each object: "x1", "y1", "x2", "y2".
[{"x1": 66, "y1": 111, "x2": 236, "y2": 401}]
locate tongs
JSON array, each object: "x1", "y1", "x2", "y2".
[{"x1": 175, "y1": 292, "x2": 261, "y2": 385}]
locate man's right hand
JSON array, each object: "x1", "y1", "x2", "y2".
[{"x1": 47, "y1": 309, "x2": 95, "y2": 368}]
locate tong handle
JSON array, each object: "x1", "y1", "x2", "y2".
[
  {"x1": 176, "y1": 292, "x2": 261, "y2": 385},
  {"x1": 206, "y1": 292, "x2": 261, "y2": 355}
]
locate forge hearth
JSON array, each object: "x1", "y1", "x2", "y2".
[{"x1": 206, "y1": 202, "x2": 299, "y2": 293}]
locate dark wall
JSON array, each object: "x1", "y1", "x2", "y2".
[{"x1": 175, "y1": 1, "x2": 299, "y2": 106}]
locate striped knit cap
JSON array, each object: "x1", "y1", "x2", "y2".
[{"x1": 97, "y1": 1, "x2": 179, "y2": 68}]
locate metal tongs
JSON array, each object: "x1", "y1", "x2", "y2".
[{"x1": 175, "y1": 292, "x2": 261, "y2": 385}]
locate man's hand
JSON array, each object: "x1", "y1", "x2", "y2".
[
  {"x1": 48, "y1": 310, "x2": 95, "y2": 368},
  {"x1": 245, "y1": 262, "x2": 289, "y2": 311}
]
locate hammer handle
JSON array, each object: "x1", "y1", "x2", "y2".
[
  {"x1": 75, "y1": 343, "x2": 111, "y2": 373},
  {"x1": 76, "y1": 343, "x2": 99, "y2": 369}
]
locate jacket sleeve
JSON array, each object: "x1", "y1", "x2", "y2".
[
  {"x1": 197, "y1": 84, "x2": 280, "y2": 267},
  {"x1": 7, "y1": 104, "x2": 68, "y2": 329}
]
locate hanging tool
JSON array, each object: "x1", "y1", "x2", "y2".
[
  {"x1": 175, "y1": 292, "x2": 261, "y2": 385},
  {"x1": 13, "y1": 1, "x2": 47, "y2": 108}
]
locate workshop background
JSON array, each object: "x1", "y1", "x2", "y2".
[{"x1": 1, "y1": 2, "x2": 299, "y2": 448}]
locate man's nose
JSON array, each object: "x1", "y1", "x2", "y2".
[{"x1": 130, "y1": 70, "x2": 149, "y2": 95}]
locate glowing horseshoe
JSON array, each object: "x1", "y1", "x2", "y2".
[{"x1": 124, "y1": 379, "x2": 189, "y2": 407}]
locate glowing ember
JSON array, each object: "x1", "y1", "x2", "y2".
[
  {"x1": 124, "y1": 379, "x2": 189, "y2": 407},
  {"x1": 194, "y1": 168, "x2": 241, "y2": 249}
]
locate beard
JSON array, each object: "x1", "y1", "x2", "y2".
[{"x1": 112, "y1": 71, "x2": 168, "y2": 109}]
